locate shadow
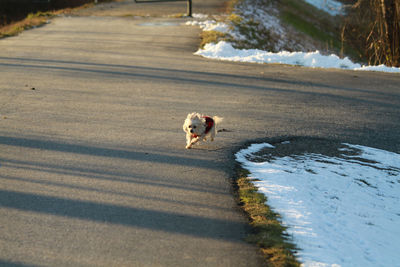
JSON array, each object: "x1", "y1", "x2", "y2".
[
  {"x1": 1, "y1": 56, "x2": 399, "y2": 109},
  {"x1": 1, "y1": 56, "x2": 398, "y2": 95},
  {"x1": 0, "y1": 189, "x2": 248, "y2": 242},
  {"x1": 0, "y1": 60, "x2": 292, "y2": 92},
  {"x1": 0, "y1": 260, "x2": 31, "y2": 267},
  {"x1": 0, "y1": 156, "x2": 228, "y2": 195},
  {"x1": 0, "y1": 173, "x2": 231, "y2": 212},
  {"x1": 0, "y1": 136, "x2": 219, "y2": 171}
]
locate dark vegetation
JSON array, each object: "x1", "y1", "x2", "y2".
[
  {"x1": 277, "y1": 0, "x2": 399, "y2": 67},
  {"x1": 278, "y1": 0, "x2": 347, "y2": 56},
  {"x1": 342, "y1": 0, "x2": 400, "y2": 67},
  {"x1": 0, "y1": 0, "x2": 116, "y2": 38},
  {"x1": 0, "y1": 0, "x2": 102, "y2": 27}
]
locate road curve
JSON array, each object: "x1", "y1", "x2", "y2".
[{"x1": 1, "y1": 0, "x2": 399, "y2": 266}]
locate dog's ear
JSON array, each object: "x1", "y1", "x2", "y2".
[
  {"x1": 183, "y1": 119, "x2": 188, "y2": 132},
  {"x1": 188, "y1": 112, "x2": 198, "y2": 120}
]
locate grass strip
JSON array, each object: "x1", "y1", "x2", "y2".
[
  {"x1": 281, "y1": 10, "x2": 341, "y2": 51},
  {"x1": 236, "y1": 167, "x2": 300, "y2": 267},
  {"x1": 0, "y1": 4, "x2": 93, "y2": 39},
  {"x1": 0, "y1": 11, "x2": 52, "y2": 38},
  {"x1": 278, "y1": 0, "x2": 343, "y2": 51}
]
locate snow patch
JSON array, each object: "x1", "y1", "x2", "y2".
[
  {"x1": 305, "y1": 0, "x2": 344, "y2": 16},
  {"x1": 192, "y1": 13, "x2": 209, "y2": 19},
  {"x1": 185, "y1": 20, "x2": 229, "y2": 33},
  {"x1": 236, "y1": 142, "x2": 400, "y2": 267},
  {"x1": 185, "y1": 2, "x2": 399, "y2": 72},
  {"x1": 195, "y1": 41, "x2": 400, "y2": 73}
]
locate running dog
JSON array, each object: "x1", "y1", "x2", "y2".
[{"x1": 182, "y1": 112, "x2": 223, "y2": 149}]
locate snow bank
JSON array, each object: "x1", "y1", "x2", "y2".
[
  {"x1": 305, "y1": 0, "x2": 344, "y2": 16},
  {"x1": 195, "y1": 41, "x2": 400, "y2": 73},
  {"x1": 236, "y1": 142, "x2": 400, "y2": 267},
  {"x1": 185, "y1": 20, "x2": 230, "y2": 33}
]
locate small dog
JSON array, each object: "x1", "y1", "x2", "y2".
[{"x1": 182, "y1": 112, "x2": 223, "y2": 149}]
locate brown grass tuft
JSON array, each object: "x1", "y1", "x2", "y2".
[{"x1": 236, "y1": 170, "x2": 300, "y2": 267}]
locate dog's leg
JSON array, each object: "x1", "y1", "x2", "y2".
[
  {"x1": 186, "y1": 133, "x2": 193, "y2": 149},
  {"x1": 189, "y1": 136, "x2": 200, "y2": 148},
  {"x1": 186, "y1": 134, "x2": 200, "y2": 149},
  {"x1": 210, "y1": 126, "x2": 216, "y2": 141}
]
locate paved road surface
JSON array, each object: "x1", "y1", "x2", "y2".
[{"x1": 1, "y1": 0, "x2": 399, "y2": 266}]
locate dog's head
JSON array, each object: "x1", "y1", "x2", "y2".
[{"x1": 183, "y1": 112, "x2": 206, "y2": 137}]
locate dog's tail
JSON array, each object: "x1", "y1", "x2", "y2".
[{"x1": 213, "y1": 116, "x2": 223, "y2": 125}]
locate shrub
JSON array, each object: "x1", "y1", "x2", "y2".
[{"x1": 342, "y1": 0, "x2": 400, "y2": 67}]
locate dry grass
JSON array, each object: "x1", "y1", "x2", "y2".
[
  {"x1": 0, "y1": 12, "x2": 50, "y2": 38},
  {"x1": 199, "y1": 30, "x2": 226, "y2": 48},
  {"x1": 0, "y1": 2, "x2": 94, "y2": 39},
  {"x1": 236, "y1": 168, "x2": 300, "y2": 267}
]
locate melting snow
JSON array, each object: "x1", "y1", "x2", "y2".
[
  {"x1": 194, "y1": 41, "x2": 400, "y2": 73},
  {"x1": 305, "y1": 0, "x2": 344, "y2": 16},
  {"x1": 235, "y1": 142, "x2": 400, "y2": 267},
  {"x1": 187, "y1": 9, "x2": 400, "y2": 73}
]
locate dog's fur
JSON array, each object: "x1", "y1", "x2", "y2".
[{"x1": 182, "y1": 112, "x2": 223, "y2": 149}]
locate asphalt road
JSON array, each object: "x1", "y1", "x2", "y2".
[{"x1": 1, "y1": 0, "x2": 400, "y2": 266}]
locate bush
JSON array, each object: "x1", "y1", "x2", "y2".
[{"x1": 342, "y1": 0, "x2": 400, "y2": 67}]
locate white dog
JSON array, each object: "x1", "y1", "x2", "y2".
[{"x1": 182, "y1": 112, "x2": 223, "y2": 149}]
